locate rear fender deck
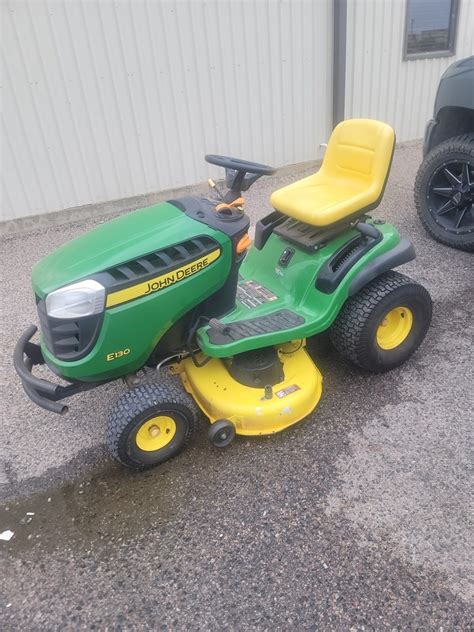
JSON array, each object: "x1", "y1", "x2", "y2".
[{"x1": 197, "y1": 221, "x2": 401, "y2": 357}]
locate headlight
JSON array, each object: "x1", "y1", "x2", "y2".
[{"x1": 45, "y1": 280, "x2": 105, "y2": 319}]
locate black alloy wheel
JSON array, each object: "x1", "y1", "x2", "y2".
[
  {"x1": 415, "y1": 134, "x2": 474, "y2": 251},
  {"x1": 427, "y1": 160, "x2": 473, "y2": 234}
]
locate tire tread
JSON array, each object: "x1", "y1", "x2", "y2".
[
  {"x1": 414, "y1": 133, "x2": 474, "y2": 252},
  {"x1": 330, "y1": 271, "x2": 431, "y2": 371},
  {"x1": 106, "y1": 379, "x2": 198, "y2": 470}
]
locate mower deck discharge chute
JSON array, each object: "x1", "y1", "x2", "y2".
[{"x1": 14, "y1": 119, "x2": 432, "y2": 469}]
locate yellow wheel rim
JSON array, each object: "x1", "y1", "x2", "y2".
[
  {"x1": 135, "y1": 416, "x2": 177, "y2": 452},
  {"x1": 376, "y1": 306, "x2": 413, "y2": 350}
]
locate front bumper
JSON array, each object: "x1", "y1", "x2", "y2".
[{"x1": 14, "y1": 325, "x2": 104, "y2": 414}]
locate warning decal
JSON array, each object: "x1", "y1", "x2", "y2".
[
  {"x1": 275, "y1": 384, "x2": 301, "y2": 399},
  {"x1": 237, "y1": 280, "x2": 278, "y2": 309}
]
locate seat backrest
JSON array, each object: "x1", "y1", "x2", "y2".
[{"x1": 321, "y1": 119, "x2": 395, "y2": 197}]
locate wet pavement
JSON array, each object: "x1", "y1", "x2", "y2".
[{"x1": 1, "y1": 141, "x2": 473, "y2": 628}]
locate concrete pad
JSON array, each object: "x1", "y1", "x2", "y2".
[{"x1": 1, "y1": 141, "x2": 473, "y2": 628}]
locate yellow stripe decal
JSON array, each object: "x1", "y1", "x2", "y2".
[{"x1": 106, "y1": 249, "x2": 221, "y2": 308}]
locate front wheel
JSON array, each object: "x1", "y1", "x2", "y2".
[
  {"x1": 106, "y1": 380, "x2": 198, "y2": 470},
  {"x1": 330, "y1": 271, "x2": 432, "y2": 373}
]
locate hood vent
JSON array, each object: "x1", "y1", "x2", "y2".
[{"x1": 95, "y1": 235, "x2": 219, "y2": 290}]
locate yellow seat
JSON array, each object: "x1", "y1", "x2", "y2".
[{"x1": 270, "y1": 119, "x2": 395, "y2": 227}]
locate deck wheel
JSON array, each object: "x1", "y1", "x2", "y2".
[{"x1": 208, "y1": 419, "x2": 236, "y2": 448}]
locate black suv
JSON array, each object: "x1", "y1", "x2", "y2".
[{"x1": 414, "y1": 56, "x2": 473, "y2": 252}]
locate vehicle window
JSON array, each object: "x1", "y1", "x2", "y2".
[{"x1": 404, "y1": 0, "x2": 459, "y2": 59}]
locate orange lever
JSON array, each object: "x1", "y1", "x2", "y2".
[
  {"x1": 215, "y1": 197, "x2": 245, "y2": 212},
  {"x1": 236, "y1": 233, "x2": 252, "y2": 254}
]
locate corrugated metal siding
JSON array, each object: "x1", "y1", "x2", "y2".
[
  {"x1": 1, "y1": 0, "x2": 333, "y2": 221},
  {"x1": 345, "y1": 0, "x2": 474, "y2": 141}
]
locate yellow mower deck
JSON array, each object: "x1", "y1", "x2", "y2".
[{"x1": 179, "y1": 343, "x2": 322, "y2": 436}]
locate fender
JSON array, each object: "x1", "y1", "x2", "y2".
[{"x1": 348, "y1": 238, "x2": 416, "y2": 296}]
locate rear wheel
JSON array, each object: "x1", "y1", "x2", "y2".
[
  {"x1": 330, "y1": 271, "x2": 432, "y2": 373},
  {"x1": 106, "y1": 380, "x2": 198, "y2": 470},
  {"x1": 414, "y1": 134, "x2": 474, "y2": 251}
]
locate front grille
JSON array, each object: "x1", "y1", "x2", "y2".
[
  {"x1": 36, "y1": 236, "x2": 219, "y2": 361},
  {"x1": 37, "y1": 299, "x2": 102, "y2": 361}
]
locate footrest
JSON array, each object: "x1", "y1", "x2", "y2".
[{"x1": 206, "y1": 309, "x2": 305, "y2": 345}]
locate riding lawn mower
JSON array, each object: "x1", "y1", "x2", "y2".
[{"x1": 14, "y1": 119, "x2": 432, "y2": 469}]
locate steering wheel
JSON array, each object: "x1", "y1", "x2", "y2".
[
  {"x1": 205, "y1": 154, "x2": 276, "y2": 194},
  {"x1": 205, "y1": 155, "x2": 276, "y2": 176}
]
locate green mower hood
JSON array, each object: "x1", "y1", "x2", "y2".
[{"x1": 32, "y1": 201, "x2": 224, "y2": 298}]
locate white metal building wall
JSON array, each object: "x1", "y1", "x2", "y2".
[
  {"x1": 1, "y1": 0, "x2": 333, "y2": 222},
  {"x1": 345, "y1": 0, "x2": 474, "y2": 141}
]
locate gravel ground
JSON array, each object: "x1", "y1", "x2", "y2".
[{"x1": 1, "y1": 141, "x2": 473, "y2": 629}]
